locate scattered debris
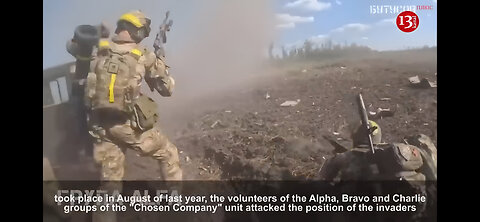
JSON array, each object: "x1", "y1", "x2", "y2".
[
  {"x1": 340, "y1": 66, "x2": 347, "y2": 69},
  {"x1": 199, "y1": 167, "x2": 208, "y2": 171},
  {"x1": 210, "y1": 120, "x2": 222, "y2": 128},
  {"x1": 408, "y1": 75, "x2": 437, "y2": 88},
  {"x1": 280, "y1": 99, "x2": 300, "y2": 107},
  {"x1": 161, "y1": 56, "x2": 436, "y2": 181},
  {"x1": 369, "y1": 108, "x2": 394, "y2": 120},
  {"x1": 408, "y1": 75, "x2": 421, "y2": 84}
]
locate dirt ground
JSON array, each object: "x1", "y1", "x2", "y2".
[{"x1": 121, "y1": 48, "x2": 437, "y2": 181}]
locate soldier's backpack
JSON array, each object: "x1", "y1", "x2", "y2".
[
  {"x1": 377, "y1": 143, "x2": 425, "y2": 181},
  {"x1": 85, "y1": 42, "x2": 159, "y2": 131},
  {"x1": 85, "y1": 44, "x2": 143, "y2": 113}
]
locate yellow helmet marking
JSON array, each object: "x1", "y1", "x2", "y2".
[
  {"x1": 369, "y1": 120, "x2": 379, "y2": 135},
  {"x1": 119, "y1": 13, "x2": 143, "y2": 28}
]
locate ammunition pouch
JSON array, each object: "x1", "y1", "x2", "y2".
[{"x1": 131, "y1": 94, "x2": 159, "y2": 131}]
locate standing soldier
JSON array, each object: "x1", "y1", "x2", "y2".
[{"x1": 68, "y1": 10, "x2": 182, "y2": 181}]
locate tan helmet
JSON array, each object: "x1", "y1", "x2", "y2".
[
  {"x1": 116, "y1": 10, "x2": 151, "y2": 42},
  {"x1": 352, "y1": 120, "x2": 382, "y2": 147}
]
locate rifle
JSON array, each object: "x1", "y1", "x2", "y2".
[
  {"x1": 153, "y1": 11, "x2": 173, "y2": 58},
  {"x1": 357, "y1": 93, "x2": 377, "y2": 154},
  {"x1": 147, "y1": 11, "x2": 173, "y2": 94}
]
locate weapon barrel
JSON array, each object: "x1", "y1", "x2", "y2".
[
  {"x1": 72, "y1": 25, "x2": 100, "y2": 96},
  {"x1": 73, "y1": 25, "x2": 99, "y2": 76},
  {"x1": 357, "y1": 93, "x2": 375, "y2": 154},
  {"x1": 70, "y1": 25, "x2": 99, "y2": 153}
]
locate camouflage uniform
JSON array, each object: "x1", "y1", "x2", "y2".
[
  {"x1": 318, "y1": 142, "x2": 433, "y2": 181},
  {"x1": 319, "y1": 120, "x2": 437, "y2": 182},
  {"x1": 84, "y1": 11, "x2": 182, "y2": 181},
  {"x1": 319, "y1": 121, "x2": 437, "y2": 221}
]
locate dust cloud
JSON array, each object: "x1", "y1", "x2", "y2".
[{"x1": 149, "y1": 0, "x2": 277, "y2": 132}]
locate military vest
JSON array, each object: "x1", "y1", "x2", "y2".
[
  {"x1": 86, "y1": 40, "x2": 144, "y2": 113},
  {"x1": 85, "y1": 41, "x2": 159, "y2": 131}
]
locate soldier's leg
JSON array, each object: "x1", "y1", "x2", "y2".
[
  {"x1": 139, "y1": 127, "x2": 182, "y2": 180},
  {"x1": 91, "y1": 140, "x2": 124, "y2": 222},
  {"x1": 92, "y1": 140, "x2": 125, "y2": 181},
  {"x1": 151, "y1": 133, "x2": 182, "y2": 180},
  {"x1": 108, "y1": 123, "x2": 182, "y2": 180}
]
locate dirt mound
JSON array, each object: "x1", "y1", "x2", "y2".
[{"x1": 151, "y1": 49, "x2": 437, "y2": 181}]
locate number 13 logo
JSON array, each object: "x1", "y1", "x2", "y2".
[{"x1": 396, "y1": 11, "x2": 419, "y2": 33}]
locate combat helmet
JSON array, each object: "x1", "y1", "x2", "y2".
[
  {"x1": 116, "y1": 10, "x2": 151, "y2": 43},
  {"x1": 352, "y1": 120, "x2": 382, "y2": 147}
]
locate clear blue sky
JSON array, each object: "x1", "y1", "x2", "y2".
[
  {"x1": 43, "y1": 0, "x2": 437, "y2": 69},
  {"x1": 273, "y1": 0, "x2": 437, "y2": 52}
]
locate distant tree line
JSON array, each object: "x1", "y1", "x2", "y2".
[{"x1": 269, "y1": 39, "x2": 374, "y2": 61}]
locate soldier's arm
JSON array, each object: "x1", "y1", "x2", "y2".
[
  {"x1": 318, "y1": 154, "x2": 346, "y2": 181},
  {"x1": 143, "y1": 51, "x2": 175, "y2": 97}
]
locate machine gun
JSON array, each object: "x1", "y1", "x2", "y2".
[
  {"x1": 146, "y1": 11, "x2": 173, "y2": 94},
  {"x1": 357, "y1": 93, "x2": 377, "y2": 154}
]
